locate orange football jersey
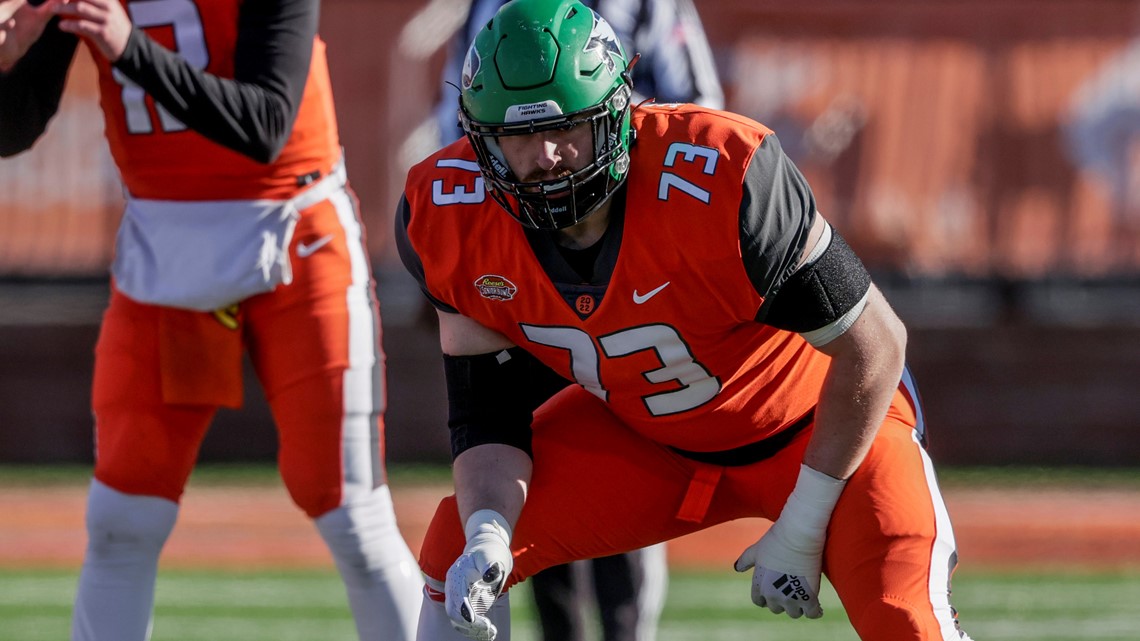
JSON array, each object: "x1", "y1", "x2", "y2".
[
  {"x1": 91, "y1": 0, "x2": 340, "y2": 201},
  {"x1": 401, "y1": 105, "x2": 831, "y2": 452}
]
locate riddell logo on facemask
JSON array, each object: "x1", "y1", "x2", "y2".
[{"x1": 490, "y1": 156, "x2": 510, "y2": 178}]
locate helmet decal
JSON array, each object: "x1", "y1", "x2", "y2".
[
  {"x1": 461, "y1": 44, "x2": 481, "y2": 91},
  {"x1": 583, "y1": 9, "x2": 622, "y2": 76},
  {"x1": 505, "y1": 100, "x2": 564, "y2": 123}
]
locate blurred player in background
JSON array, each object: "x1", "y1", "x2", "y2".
[
  {"x1": 0, "y1": 1, "x2": 423, "y2": 639},
  {"x1": 435, "y1": 2, "x2": 721, "y2": 640},
  {"x1": 1064, "y1": 32, "x2": 1140, "y2": 269},
  {"x1": 399, "y1": 1, "x2": 974, "y2": 640}
]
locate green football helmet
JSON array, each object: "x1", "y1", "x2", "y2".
[{"x1": 458, "y1": 0, "x2": 635, "y2": 230}]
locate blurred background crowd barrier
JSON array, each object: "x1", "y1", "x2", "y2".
[{"x1": 2, "y1": 0, "x2": 1139, "y2": 466}]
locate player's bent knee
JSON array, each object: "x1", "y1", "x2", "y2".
[
  {"x1": 85, "y1": 479, "x2": 179, "y2": 554},
  {"x1": 850, "y1": 596, "x2": 944, "y2": 641},
  {"x1": 418, "y1": 495, "x2": 465, "y2": 583},
  {"x1": 314, "y1": 487, "x2": 406, "y2": 567}
]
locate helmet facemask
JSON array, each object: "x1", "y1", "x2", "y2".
[
  {"x1": 457, "y1": 1, "x2": 636, "y2": 231},
  {"x1": 461, "y1": 82, "x2": 632, "y2": 230}
]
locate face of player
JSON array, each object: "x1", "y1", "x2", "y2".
[{"x1": 495, "y1": 121, "x2": 595, "y2": 187}]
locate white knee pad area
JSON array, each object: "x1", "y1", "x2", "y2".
[
  {"x1": 83, "y1": 479, "x2": 179, "y2": 550},
  {"x1": 315, "y1": 485, "x2": 424, "y2": 641},
  {"x1": 71, "y1": 479, "x2": 179, "y2": 641}
]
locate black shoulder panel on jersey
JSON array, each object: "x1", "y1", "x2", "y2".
[
  {"x1": 393, "y1": 195, "x2": 458, "y2": 313},
  {"x1": 443, "y1": 347, "x2": 571, "y2": 460},
  {"x1": 0, "y1": 19, "x2": 79, "y2": 157},
  {"x1": 757, "y1": 230, "x2": 870, "y2": 333},
  {"x1": 111, "y1": 0, "x2": 316, "y2": 163},
  {"x1": 738, "y1": 134, "x2": 817, "y2": 301}
]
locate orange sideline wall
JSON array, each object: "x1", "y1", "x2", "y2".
[{"x1": 3, "y1": 0, "x2": 1140, "y2": 277}]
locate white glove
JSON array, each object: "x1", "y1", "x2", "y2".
[
  {"x1": 734, "y1": 464, "x2": 846, "y2": 619},
  {"x1": 445, "y1": 509, "x2": 514, "y2": 641}
]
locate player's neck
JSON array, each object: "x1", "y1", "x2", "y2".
[{"x1": 554, "y1": 201, "x2": 612, "y2": 250}]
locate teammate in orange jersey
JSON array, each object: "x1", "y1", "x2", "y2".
[
  {"x1": 395, "y1": 1, "x2": 974, "y2": 640},
  {"x1": 0, "y1": 1, "x2": 423, "y2": 640}
]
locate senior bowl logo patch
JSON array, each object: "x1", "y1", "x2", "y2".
[{"x1": 474, "y1": 275, "x2": 518, "y2": 301}]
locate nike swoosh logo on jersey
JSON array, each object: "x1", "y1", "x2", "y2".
[
  {"x1": 632, "y1": 281, "x2": 670, "y2": 304},
  {"x1": 296, "y1": 234, "x2": 334, "y2": 258}
]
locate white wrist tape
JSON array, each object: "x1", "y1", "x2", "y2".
[
  {"x1": 769, "y1": 464, "x2": 847, "y2": 563},
  {"x1": 464, "y1": 509, "x2": 512, "y2": 546}
]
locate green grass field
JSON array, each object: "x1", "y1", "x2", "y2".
[
  {"x1": 4, "y1": 464, "x2": 1139, "y2": 640},
  {"x1": 3, "y1": 568, "x2": 1140, "y2": 641}
]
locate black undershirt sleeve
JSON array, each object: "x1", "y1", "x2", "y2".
[
  {"x1": 393, "y1": 194, "x2": 459, "y2": 313},
  {"x1": 737, "y1": 134, "x2": 817, "y2": 312},
  {"x1": 742, "y1": 134, "x2": 871, "y2": 333},
  {"x1": 0, "y1": 20, "x2": 80, "y2": 157},
  {"x1": 111, "y1": 0, "x2": 318, "y2": 163}
]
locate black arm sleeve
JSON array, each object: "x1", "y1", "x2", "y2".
[
  {"x1": 760, "y1": 230, "x2": 871, "y2": 333},
  {"x1": 444, "y1": 347, "x2": 571, "y2": 460},
  {"x1": 0, "y1": 20, "x2": 79, "y2": 157},
  {"x1": 111, "y1": 0, "x2": 317, "y2": 163}
]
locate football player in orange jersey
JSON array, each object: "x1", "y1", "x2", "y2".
[
  {"x1": 434, "y1": 2, "x2": 724, "y2": 640},
  {"x1": 395, "y1": 1, "x2": 974, "y2": 640},
  {"x1": 0, "y1": 1, "x2": 423, "y2": 640}
]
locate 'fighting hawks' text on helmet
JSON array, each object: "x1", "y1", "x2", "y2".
[{"x1": 458, "y1": 0, "x2": 635, "y2": 231}]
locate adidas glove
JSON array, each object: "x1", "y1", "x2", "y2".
[
  {"x1": 445, "y1": 510, "x2": 513, "y2": 641},
  {"x1": 734, "y1": 464, "x2": 846, "y2": 619}
]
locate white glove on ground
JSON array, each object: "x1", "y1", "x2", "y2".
[
  {"x1": 445, "y1": 509, "x2": 514, "y2": 641},
  {"x1": 734, "y1": 464, "x2": 846, "y2": 619}
]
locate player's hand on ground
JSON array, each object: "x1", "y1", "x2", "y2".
[
  {"x1": 735, "y1": 463, "x2": 845, "y2": 619},
  {"x1": 445, "y1": 511, "x2": 513, "y2": 640},
  {"x1": 734, "y1": 530, "x2": 823, "y2": 619},
  {"x1": 53, "y1": 0, "x2": 131, "y2": 61}
]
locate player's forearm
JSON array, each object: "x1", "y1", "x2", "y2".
[
  {"x1": 803, "y1": 285, "x2": 906, "y2": 481},
  {"x1": 453, "y1": 443, "x2": 531, "y2": 531},
  {"x1": 0, "y1": 0, "x2": 23, "y2": 23},
  {"x1": 0, "y1": 16, "x2": 77, "y2": 156},
  {"x1": 0, "y1": 0, "x2": 49, "y2": 70},
  {"x1": 110, "y1": 0, "x2": 316, "y2": 163}
]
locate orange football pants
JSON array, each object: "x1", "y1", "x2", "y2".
[
  {"x1": 419, "y1": 384, "x2": 967, "y2": 641},
  {"x1": 91, "y1": 186, "x2": 388, "y2": 518}
]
